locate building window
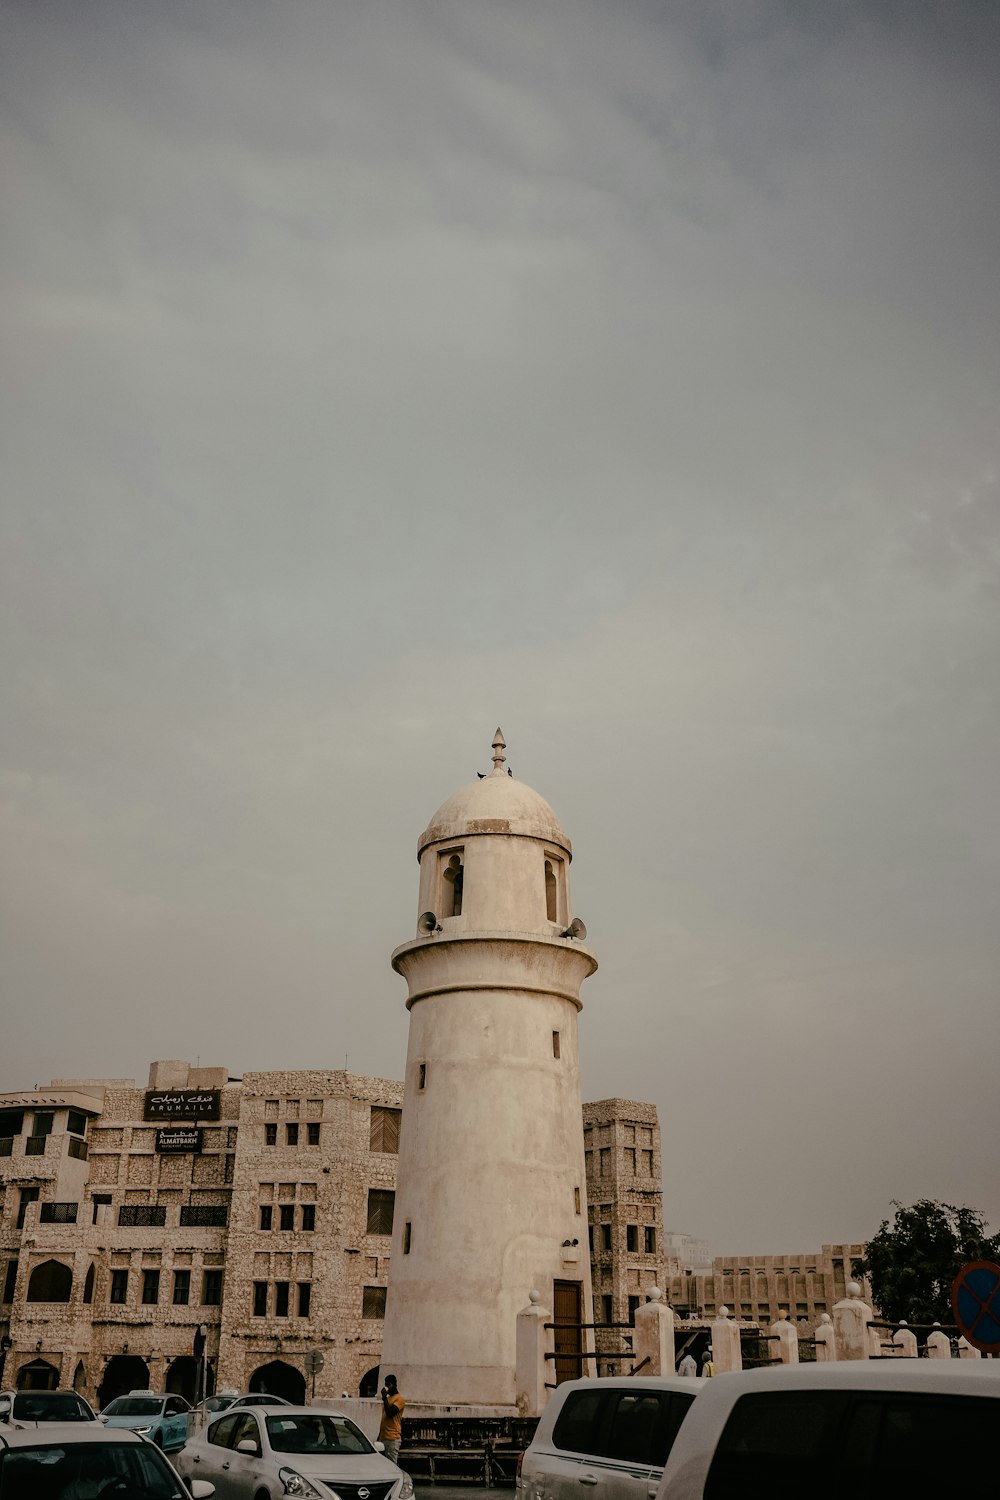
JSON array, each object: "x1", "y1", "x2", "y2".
[
  {"x1": 32, "y1": 1111, "x2": 55, "y2": 1137},
  {"x1": 601, "y1": 1294, "x2": 613, "y2": 1324},
  {"x1": 588, "y1": 1225, "x2": 594, "y2": 1251},
  {"x1": 118, "y1": 1205, "x2": 167, "y2": 1228},
  {"x1": 306, "y1": 1123, "x2": 320, "y2": 1146},
  {"x1": 40, "y1": 1202, "x2": 78, "y2": 1224},
  {"x1": 362, "y1": 1285, "x2": 387, "y2": 1319},
  {"x1": 626, "y1": 1225, "x2": 638, "y2": 1253},
  {"x1": 417, "y1": 1063, "x2": 427, "y2": 1090},
  {"x1": 301, "y1": 1204, "x2": 316, "y2": 1232},
  {"x1": 544, "y1": 859, "x2": 558, "y2": 922},
  {"x1": 202, "y1": 1270, "x2": 223, "y2": 1306},
  {"x1": 92, "y1": 1195, "x2": 112, "y2": 1224},
  {"x1": 83, "y1": 1263, "x2": 95, "y2": 1304},
  {"x1": 260, "y1": 1205, "x2": 273, "y2": 1231},
  {"x1": 601, "y1": 1224, "x2": 612, "y2": 1252},
  {"x1": 27, "y1": 1259, "x2": 73, "y2": 1303},
  {"x1": 574, "y1": 1186, "x2": 581, "y2": 1214},
  {"x1": 2, "y1": 1261, "x2": 18, "y2": 1303},
  {"x1": 274, "y1": 1281, "x2": 290, "y2": 1318},
  {"x1": 644, "y1": 1226, "x2": 656, "y2": 1254},
  {"x1": 440, "y1": 850, "x2": 464, "y2": 917},
  {"x1": 403, "y1": 1221, "x2": 412, "y2": 1254},
  {"x1": 599, "y1": 1148, "x2": 610, "y2": 1176},
  {"x1": 179, "y1": 1205, "x2": 228, "y2": 1227},
  {"x1": 253, "y1": 1281, "x2": 268, "y2": 1317},
  {"x1": 297, "y1": 1282, "x2": 311, "y2": 1318},
  {"x1": 66, "y1": 1109, "x2": 88, "y2": 1137},
  {"x1": 279, "y1": 1204, "x2": 295, "y2": 1231},
  {"x1": 110, "y1": 1270, "x2": 129, "y2": 1305},
  {"x1": 552, "y1": 1031, "x2": 561, "y2": 1059},
  {"x1": 264, "y1": 1123, "x2": 277, "y2": 1146},
  {"x1": 67, "y1": 1136, "x2": 89, "y2": 1160},
  {"x1": 142, "y1": 1269, "x2": 160, "y2": 1305},
  {"x1": 17, "y1": 1188, "x2": 40, "y2": 1228},
  {"x1": 366, "y1": 1190, "x2": 395, "y2": 1236},
  {"x1": 624, "y1": 1148, "x2": 636, "y2": 1175},
  {"x1": 628, "y1": 1295, "x2": 641, "y2": 1325},
  {"x1": 172, "y1": 1270, "x2": 191, "y2": 1306},
  {"x1": 369, "y1": 1107, "x2": 401, "y2": 1154},
  {"x1": 641, "y1": 1150, "x2": 653, "y2": 1176},
  {"x1": 286, "y1": 1123, "x2": 299, "y2": 1147}
]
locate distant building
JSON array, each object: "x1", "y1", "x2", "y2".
[{"x1": 665, "y1": 1245, "x2": 871, "y2": 1326}]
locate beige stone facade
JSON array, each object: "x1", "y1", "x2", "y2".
[
  {"x1": 0, "y1": 1061, "x2": 402, "y2": 1408},
  {"x1": 584, "y1": 1099, "x2": 668, "y2": 1367},
  {"x1": 665, "y1": 1244, "x2": 871, "y2": 1328}
]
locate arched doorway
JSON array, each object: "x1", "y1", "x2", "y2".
[
  {"x1": 359, "y1": 1366, "x2": 380, "y2": 1397},
  {"x1": 73, "y1": 1361, "x2": 87, "y2": 1393},
  {"x1": 27, "y1": 1259, "x2": 73, "y2": 1303},
  {"x1": 98, "y1": 1355, "x2": 150, "y2": 1410},
  {"x1": 248, "y1": 1360, "x2": 305, "y2": 1404},
  {"x1": 166, "y1": 1355, "x2": 215, "y2": 1404},
  {"x1": 16, "y1": 1359, "x2": 59, "y2": 1390}
]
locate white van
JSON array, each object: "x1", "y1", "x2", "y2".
[
  {"x1": 519, "y1": 1376, "x2": 703, "y2": 1500},
  {"x1": 654, "y1": 1360, "x2": 1000, "y2": 1499}
]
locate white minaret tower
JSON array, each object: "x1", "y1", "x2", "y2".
[{"x1": 381, "y1": 729, "x2": 597, "y2": 1406}]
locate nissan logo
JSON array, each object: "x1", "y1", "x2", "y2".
[{"x1": 358, "y1": 1489, "x2": 370, "y2": 1497}]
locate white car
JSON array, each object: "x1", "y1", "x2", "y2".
[
  {"x1": 178, "y1": 1404, "x2": 414, "y2": 1500},
  {"x1": 518, "y1": 1376, "x2": 703, "y2": 1500},
  {"x1": 653, "y1": 1360, "x2": 1000, "y2": 1499},
  {"x1": 0, "y1": 1421, "x2": 215, "y2": 1497},
  {"x1": 0, "y1": 1389, "x2": 100, "y2": 1427}
]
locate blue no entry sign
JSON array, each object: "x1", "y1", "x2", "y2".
[{"x1": 951, "y1": 1260, "x2": 1000, "y2": 1354}]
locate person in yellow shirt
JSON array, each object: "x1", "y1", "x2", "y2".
[{"x1": 378, "y1": 1373, "x2": 405, "y2": 1465}]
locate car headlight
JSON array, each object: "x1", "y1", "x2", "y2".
[
  {"x1": 398, "y1": 1475, "x2": 414, "y2": 1499},
  {"x1": 278, "y1": 1468, "x2": 324, "y2": 1497},
  {"x1": 135, "y1": 1425, "x2": 153, "y2": 1434}
]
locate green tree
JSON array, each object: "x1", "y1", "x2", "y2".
[{"x1": 854, "y1": 1199, "x2": 1000, "y2": 1325}]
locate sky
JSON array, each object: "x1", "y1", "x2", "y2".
[{"x1": 2, "y1": 0, "x2": 998, "y2": 1254}]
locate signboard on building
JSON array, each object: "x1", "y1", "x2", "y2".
[
  {"x1": 155, "y1": 1127, "x2": 204, "y2": 1153},
  {"x1": 143, "y1": 1089, "x2": 220, "y2": 1121}
]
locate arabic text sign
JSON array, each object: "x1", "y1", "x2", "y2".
[
  {"x1": 143, "y1": 1089, "x2": 220, "y2": 1121},
  {"x1": 155, "y1": 1127, "x2": 204, "y2": 1153}
]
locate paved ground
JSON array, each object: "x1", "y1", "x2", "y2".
[{"x1": 414, "y1": 1487, "x2": 513, "y2": 1499}]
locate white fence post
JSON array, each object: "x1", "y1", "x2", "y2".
[
  {"x1": 925, "y1": 1323, "x2": 952, "y2": 1360},
  {"x1": 710, "y1": 1307, "x2": 742, "y2": 1374},
  {"x1": 814, "y1": 1313, "x2": 837, "y2": 1361},
  {"x1": 633, "y1": 1287, "x2": 675, "y2": 1377},
  {"x1": 891, "y1": 1320, "x2": 918, "y2": 1358},
  {"x1": 957, "y1": 1336, "x2": 982, "y2": 1360},
  {"x1": 770, "y1": 1315, "x2": 799, "y2": 1365},
  {"x1": 833, "y1": 1281, "x2": 878, "y2": 1360},
  {"x1": 516, "y1": 1290, "x2": 552, "y2": 1416}
]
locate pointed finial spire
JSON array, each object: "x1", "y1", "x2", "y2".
[{"x1": 490, "y1": 726, "x2": 507, "y2": 776}]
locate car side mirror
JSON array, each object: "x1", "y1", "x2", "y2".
[
  {"x1": 98, "y1": 1414, "x2": 109, "y2": 1423},
  {"x1": 374, "y1": 1441, "x2": 385, "y2": 1452},
  {"x1": 189, "y1": 1482, "x2": 216, "y2": 1499},
  {"x1": 236, "y1": 1439, "x2": 260, "y2": 1455}
]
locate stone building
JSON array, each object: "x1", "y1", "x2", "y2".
[
  {"x1": 665, "y1": 1244, "x2": 870, "y2": 1327},
  {"x1": 0, "y1": 1060, "x2": 403, "y2": 1408},
  {"x1": 584, "y1": 1099, "x2": 668, "y2": 1364}
]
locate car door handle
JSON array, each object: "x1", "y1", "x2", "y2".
[
  {"x1": 578, "y1": 1477, "x2": 599, "y2": 1486},
  {"x1": 222, "y1": 1461, "x2": 230, "y2": 1469}
]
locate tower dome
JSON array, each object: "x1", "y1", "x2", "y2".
[{"x1": 418, "y1": 729, "x2": 571, "y2": 859}]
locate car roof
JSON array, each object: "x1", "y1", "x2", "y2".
[
  {"x1": 0, "y1": 1424, "x2": 147, "y2": 1450},
  {"x1": 682, "y1": 1361, "x2": 1000, "y2": 1394},
  {"x1": 214, "y1": 1405, "x2": 347, "y2": 1420}
]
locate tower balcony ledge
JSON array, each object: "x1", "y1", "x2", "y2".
[{"x1": 391, "y1": 930, "x2": 597, "y2": 1009}]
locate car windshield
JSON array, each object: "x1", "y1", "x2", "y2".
[
  {"x1": 202, "y1": 1395, "x2": 236, "y2": 1411},
  {"x1": 266, "y1": 1414, "x2": 374, "y2": 1455},
  {"x1": 0, "y1": 1441, "x2": 186, "y2": 1499},
  {"x1": 10, "y1": 1394, "x2": 93, "y2": 1422},
  {"x1": 103, "y1": 1397, "x2": 162, "y2": 1417}
]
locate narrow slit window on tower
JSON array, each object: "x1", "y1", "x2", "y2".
[
  {"x1": 574, "y1": 1186, "x2": 581, "y2": 1214},
  {"x1": 403, "y1": 1221, "x2": 412, "y2": 1254},
  {"x1": 441, "y1": 851, "x2": 464, "y2": 916},
  {"x1": 545, "y1": 859, "x2": 558, "y2": 922},
  {"x1": 552, "y1": 1031, "x2": 561, "y2": 1059},
  {"x1": 417, "y1": 1062, "x2": 427, "y2": 1090}
]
